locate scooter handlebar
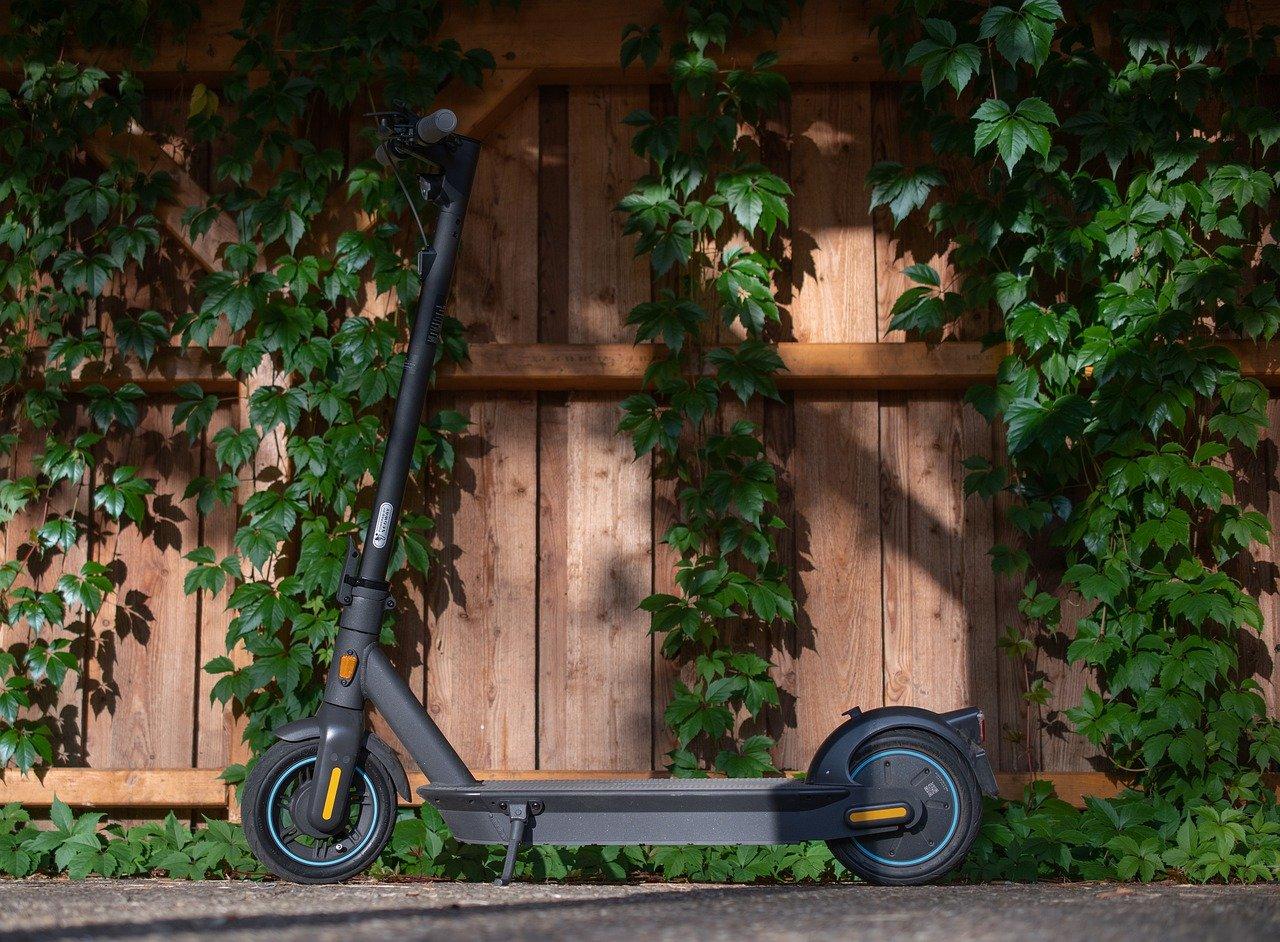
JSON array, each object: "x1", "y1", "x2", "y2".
[{"x1": 416, "y1": 109, "x2": 458, "y2": 144}]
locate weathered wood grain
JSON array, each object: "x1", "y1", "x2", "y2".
[
  {"x1": 537, "y1": 86, "x2": 651, "y2": 769},
  {"x1": 882, "y1": 396, "x2": 999, "y2": 722},
  {"x1": 782, "y1": 85, "x2": 884, "y2": 769},
  {"x1": 426, "y1": 95, "x2": 539, "y2": 770},
  {"x1": 195, "y1": 404, "x2": 238, "y2": 770},
  {"x1": 84, "y1": 400, "x2": 200, "y2": 769}
]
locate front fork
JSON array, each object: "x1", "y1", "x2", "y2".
[{"x1": 305, "y1": 545, "x2": 394, "y2": 834}]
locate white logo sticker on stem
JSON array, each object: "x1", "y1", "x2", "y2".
[{"x1": 372, "y1": 502, "x2": 393, "y2": 548}]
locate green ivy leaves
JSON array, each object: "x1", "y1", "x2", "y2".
[
  {"x1": 906, "y1": 18, "x2": 981, "y2": 94},
  {"x1": 0, "y1": 2, "x2": 486, "y2": 774},
  {"x1": 972, "y1": 97, "x2": 1058, "y2": 171},
  {"x1": 619, "y1": 1, "x2": 794, "y2": 778},
  {"x1": 867, "y1": 162, "x2": 945, "y2": 226},
  {"x1": 879, "y1": 0, "x2": 1280, "y2": 884},
  {"x1": 978, "y1": 0, "x2": 1062, "y2": 71}
]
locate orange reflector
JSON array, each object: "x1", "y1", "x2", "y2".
[
  {"x1": 847, "y1": 805, "x2": 910, "y2": 825},
  {"x1": 338, "y1": 653, "x2": 358, "y2": 680},
  {"x1": 321, "y1": 767, "x2": 343, "y2": 820}
]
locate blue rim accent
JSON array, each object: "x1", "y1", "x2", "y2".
[
  {"x1": 850, "y1": 748, "x2": 959, "y2": 868},
  {"x1": 265, "y1": 758, "x2": 379, "y2": 868}
]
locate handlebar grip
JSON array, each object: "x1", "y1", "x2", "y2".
[{"x1": 416, "y1": 109, "x2": 458, "y2": 144}]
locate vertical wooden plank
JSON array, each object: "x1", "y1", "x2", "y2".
[
  {"x1": 992, "y1": 425, "x2": 1034, "y2": 773},
  {"x1": 536, "y1": 85, "x2": 570, "y2": 771},
  {"x1": 0, "y1": 415, "x2": 88, "y2": 762},
  {"x1": 538, "y1": 86, "x2": 651, "y2": 770},
  {"x1": 425, "y1": 95, "x2": 539, "y2": 770},
  {"x1": 790, "y1": 86, "x2": 876, "y2": 335},
  {"x1": 1039, "y1": 595, "x2": 1097, "y2": 771},
  {"x1": 781, "y1": 84, "x2": 883, "y2": 769},
  {"x1": 870, "y1": 82, "x2": 952, "y2": 342},
  {"x1": 786, "y1": 397, "x2": 883, "y2": 770},
  {"x1": 1248, "y1": 398, "x2": 1280, "y2": 715},
  {"x1": 882, "y1": 396, "x2": 998, "y2": 720},
  {"x1": 195, "y1": 404, "x2": 237, "y2": 769},
  {"x1": 85, "y1": 400, "x2": 199, "y2": 768}
]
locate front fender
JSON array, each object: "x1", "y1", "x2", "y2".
[
  {"x1": 274, "y1": 719, "x2": 412, "y2": 802},
  {"x1": 807, "y1": 705, "x2": 998, "y2": 796}
]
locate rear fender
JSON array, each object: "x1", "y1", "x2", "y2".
[{"x1": 807, "y1": 705, "x2": 999, "y2": 797}]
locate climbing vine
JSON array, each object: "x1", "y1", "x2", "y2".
[
  {"x1": 181, "y1": 0, "x2": 493, "y2": 778},
  {"x1": 0, "y1": 0, "x2": 494, "y2": 775},
  {"x1": 874, "y1": 0, "x2": 1280, "y2": 881},
  {"x1": 0, "y1": 3, "x2": 199, "y2": 770},
  {"x1": 617, "y1": 0, "x2": 796, "y2": 777}
]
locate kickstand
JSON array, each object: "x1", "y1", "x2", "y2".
[{"x1": 494, "y1": 802, "x2": 529, "y2": 887}]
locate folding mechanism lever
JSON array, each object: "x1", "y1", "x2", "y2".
[
  {"x1": 335, "y1": 537, "x2": 395, "y2": 612},
  {"x1": 335, "y1": 537, "x2": 360, "y2": 606}
]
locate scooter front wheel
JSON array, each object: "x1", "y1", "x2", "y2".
[
  {"x1": 242, "y1": 738, "x2": 397, "y2": 883},
  {"x1": 825, "y1": 728, "x2": 981, "y2": 885}
]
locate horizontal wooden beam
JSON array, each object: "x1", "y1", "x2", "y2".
[
  {"x1": 67, "y1": 0, "x2": 891, "y2": 82},
  {"x1": 445, "y1": 342, "x2": 1009, "y2": 391},
  {"x1": 4, "y1": 767, "x2": 1133, "y2": 810},
  {"x1": 24, "y1": 347, "x2": 238, "y2": 394},
  {"x1": 26, "y1": 340, "x2": 1280, "y2": 394},
  {"x1": 25, "y1": 342, "x2": 1003, "y2": 394},
  {"x1": 0, "y1": 769, "x2": 230, "y2": 809},
  {"x1": 55, "y1": 0, "x2": 1280, "y2": 91}
]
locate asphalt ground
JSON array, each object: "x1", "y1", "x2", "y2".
[{"x1": 2, "y1": 879, "x2": 1279, "y2": 941}]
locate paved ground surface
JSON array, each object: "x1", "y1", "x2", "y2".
[{"x1": 1, "y1": 879, "x2": 1277, "y2": 941}]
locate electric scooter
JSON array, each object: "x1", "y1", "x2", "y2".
[{"x1": 240, "y1": 106, "x2": 999, "y2": 887}]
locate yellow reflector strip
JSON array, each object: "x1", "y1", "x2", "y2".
[
  {"x1": 848, "y1": 805, "x2": 909, "y2": 824},
  {"x1": 321, "y1": 767, "x2": 343, "y2": 820},
  {"x1": 338, "y1": 653, "x2": 358, "y2": 680}
]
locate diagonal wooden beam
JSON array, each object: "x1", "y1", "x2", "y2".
[
  {"x1": 436, "y1": 68, "x2": 538, "y2": 141},
  {"x1": 85, "y1": 121, "x2": 237, "y2": 275}
]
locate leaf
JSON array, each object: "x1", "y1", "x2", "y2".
[
  {"x1": 905, "y1": 19, "x2": 982, "y2": 94},
  {"x1": 867, "y1": 162, "x2": 945, "y2": 225},
  {"x1": 198, "y1": 271, "x2": 256, "y2": 332},
  {"x1": 973, "y1": 97, "x2": 1058, "y2": 171},
  {"x1": 188, "y1": 83, "x2": 219, "y2": 119},
  {"x1": 978, "y1": 0, "x2": 1062, "y2": 70}
]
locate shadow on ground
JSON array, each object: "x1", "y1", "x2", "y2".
[{"x1": 1, "y1": 879, "x2": 1278, "y2": 942}]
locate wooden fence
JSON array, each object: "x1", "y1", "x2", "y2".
[{"x1": 4, "y1": 0, "x2": 1280, "y2": 815}]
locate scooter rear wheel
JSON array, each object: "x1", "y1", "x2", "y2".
[
  {"x1": 242, "y1": 738, "x2": 396, "y2": 884},
  {"x1": 826, "y1": 728, "x2": 981, "y2": 885}
]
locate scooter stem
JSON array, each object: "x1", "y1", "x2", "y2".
[{"x1": 306, "y1": 133, "x2": 482, "y2": 834}]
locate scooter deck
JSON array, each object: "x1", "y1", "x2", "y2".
[{"x1": 421, "y1": 777, "x2": 861, "y2": 845}]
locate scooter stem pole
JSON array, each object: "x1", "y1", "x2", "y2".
[{"x1": 358, "y1": 200, "x2": 466, "y2": 584}]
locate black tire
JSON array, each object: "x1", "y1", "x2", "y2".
[
  {"x1": 242, "y1": 738, "x2": 396, "y2": 884},
  {"x1": 826, "y1": 728, "x2": 981, "y2": 886}
]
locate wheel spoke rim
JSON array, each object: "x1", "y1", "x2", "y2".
[
  {"x1": 265, "y1": 758, "x2": 379, "y2": 867},
  {"x1": 848, "y1": 748, "x2": 960, "y2": 869}
]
